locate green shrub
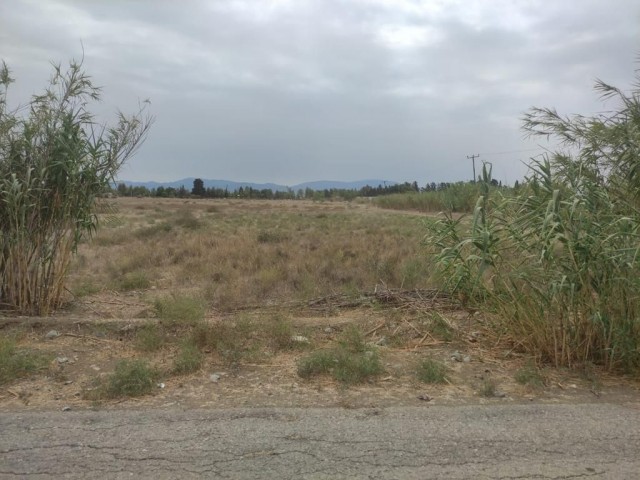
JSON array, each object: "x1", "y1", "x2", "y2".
[
  {"x1": 297, "y1": 327, "x2": 382, "y2": 384},
  {"x1": 416, "y1": 357, "x2": 449, "y2": 384},
  {"x1": 135, "y1": 323, "x2": 166, "y2": 352},
  {"x1": 265, "y1": 314, "x2": 295, "y2": 350},
  {"x1": 297, "y1": 350, "x2": 335, "y2": 378},
  {"x1": 257, "y1": 230, "x2": 286, "y2": 243},
  {"x1": 173, "y1": 343, "x2": 204, "y2": 374},
  {"x1": 99, "y1": 359, "x2": 159, "y2": 399},
  {"x1": 514, "y1": 362, "x2": 545, "y2": 388},
  {"x1": 0, "y1": 338, "x2": 50, "y2": 385},
  {"x1": 332, "y1": 350, "x2": 382, "y2": 384},
  {"x1": 155, "y1": 295, "x2": 205, "y2": 326},
  {"x1": 428, "y1": 313, "x2": 455, "y2": 342},
  {"x1": 116, "y1": 271, "x2": 151, "y2": 291},
  {"x1": 479, "y1": 378, "x2": 497, "y2": 397}
]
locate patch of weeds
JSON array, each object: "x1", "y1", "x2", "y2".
[
  {"x1": 337, "y1": 325, "x2": 368, "y2": 353},
  {"x1": 135, "y1": 323, "x2": 166, "y2": 352},
  {"x1": 332, "y1": 350, "x2": 382, "y2": 384},
  {"x1": 297, "y1": 350, "x2": 336, "y2": 378},
  {"x1": 579, "y1": 362, "x2": 602, "y2": 393},
  {"x1": 214, "y1": 322, "x2": 246, "y2": 366},
  {"x1": 173, "y1": 342, "x2": 204, "y2": 374},
  {"x1": 257, "y1": 230, "x2": 286, "y2": 243},
  {"x1": 297, "y1": 327, "x2": 382, "y2": 384},
  {"x1": 134, "y1": 222, "x2": 172, "y2": 239},
  {"x1": 155, "y1": 294, "x2": 205, "y2": 326},
  {"x1": 173, "y1": 212, "x2": 203, "y2": 230},
  {"x1": 116, "y1": 271, "x2": 151, "y2": 291},
  {"x1": 416, "y1": 357, "x2": 449, "y2": 384},
  {"x1": 0, "y1": 338, "x2": 51, "y2": 385},
  {"x1": 89, "y1": 359, "x2": 159, "y2": 399},
  {"x1": 71, "y1": 280, "x2": 102, "y2": 298},
  {"x1": 190, "y1": 322, "x2": 216, "y2": 349},
  {"x1": 428, "y1": 312, "x2": 455, "y2": 342},
  {"x1": 514, "y1": 362, "x2": 545, "y2": 388},
  {"x1": 479, "y1": 378, "x2": 497, "y2": 397},
  {"x1": 264, "y1": 314, "x2": 295, "y2": 350}
]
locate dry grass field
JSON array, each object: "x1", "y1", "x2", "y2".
[{"x1": 0, "y1": 197, "x2": 637, "y2": 410}]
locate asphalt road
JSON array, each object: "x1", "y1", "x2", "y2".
[{"x1": 1, "y1": 403, "x2": 639, "y2": 479}]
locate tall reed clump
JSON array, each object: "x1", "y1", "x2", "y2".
[
  {"x1": 375, "y1": 182, "x2": 485, "y2": 213},
  {"x1": 0, "y1": 60, "x2": 152, "y2": 314},
  {"x1": 425, "y1": 71, "x2": 640, "y2": 372}
]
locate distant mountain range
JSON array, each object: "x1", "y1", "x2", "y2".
[{"x1": 116, "y1": 178, "x2": 398, "y2": 192}]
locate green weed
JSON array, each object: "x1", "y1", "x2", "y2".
[
  {"x1": 479, "y1": 378, "x2": 497, "y2": 397},
  {"x1": 93, "y1": 359, "x2": 159, "y2": 399},
  {"x1": 155, "y1": 295, "x2": 205, "y2": 326},
  {"x1": 297, "y1": 327, "x2": 382, "y2": 384},
  {"x1": 514, "y1": 362, "x2": 545, "y2": 388},
  {"x1": 0, "y1": 338, "x2": 50, "y2": 385},
  {"x1": 116, "y1": 271, "x2": 151, "y2": 291},
  {"x1": 134, "y1": 323, "x2": 166, "y2": 352},
  {"x1": 173, "y1": 342, "x2": 204, "y2": 374},
  {"x1": 416, "y1": 357, "x2": 449, "y2": 384}
]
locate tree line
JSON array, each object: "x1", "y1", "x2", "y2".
[{"x1": 114, "y1": 179, "x2": 497, "y2": 200}]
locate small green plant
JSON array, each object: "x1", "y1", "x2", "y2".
[
  {"x1": 337, "y1": 325, "x2": 368, "y2": 353},
  {"x1": 134, "y1": 222, "x2": 172, "y2": 239},
  {"x1": 297, "y1": 327, "x2": 382, "y2": 384},
  {"x1": 188, "y1": 318, "x2": 253, "y2": 366},
  {"x1": 173, "y1": 212, "x2": 203, "y2": 230},
  {"x1": 257, "y1": 230, "x2": 286, "y2": 243},
  {"x1": 173, "y1": 342, "x2": 204, "y2": 374},
  {"x1": 428, "y1": 313, "x2": 455, "y2": 342},
  {"x1": 332, "y1": 350, "x2": 382, "y2": 384},
  {"x1": 514, "y1": 362, "x2": 545, "y2": 388},
  {"x1": 97, "y1": 359, "x2": 159, "y2": 399},
  {"x1": 416, "y1": 357, "x2": 449, "y2": 384},
  {"x1": 71, "y1": 281, "x2": 102, "y2": 298},
  {"x1": 265, "y1": 314, "x2": 296, "y2": 350},
  {"x1": 190, "y1": 322, "x2": 217, "y2": 349},
  {"x1": 155, "y1": 294, "x2": 205, "y2": 326},
  {"x1": 134, "y1": 323, "x2": 166, "y2": 352},
  {"x1": 479, "y1": 378, "x2": 497, "y2": 397},
  {"x1": 116, "y1": 271, "x2": 151, "y2": 291},
  {"x1": 297, "y1": 350, "x2": 336, "y2": 378},
  {"x1": 0, "y1": 337, "x2": 50, "y2": 385},
  {"x1": 214, "y1": 322, "x2": 246, "y2": 366}
]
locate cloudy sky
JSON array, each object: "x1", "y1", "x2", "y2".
[{"x1": 1, "y1": 1, "x2": 638, "y2": 186}]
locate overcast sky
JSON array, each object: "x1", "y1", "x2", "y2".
[{"x1": 1, "y1": 1, "x2": 638, "y2": 185}]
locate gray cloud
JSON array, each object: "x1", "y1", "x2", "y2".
[{"x1": 1, "y1": 0, "x2": 638, "y2": 185}]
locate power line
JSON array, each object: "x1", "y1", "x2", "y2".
[{"x1": 478, "y1": 147, "x2": 545, "y2": 156}]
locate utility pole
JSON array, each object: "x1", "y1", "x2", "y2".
[{"x1": 467, "y1": 154, "x2": 480, "y2": 182}]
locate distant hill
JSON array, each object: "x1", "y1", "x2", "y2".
[{"x1": 116, "y1": 178, "x2": 398, "y2": 192}]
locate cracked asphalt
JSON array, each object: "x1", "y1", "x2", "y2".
[{"x1": 1, "y1": 403, "x2": 639, "y2": 479}]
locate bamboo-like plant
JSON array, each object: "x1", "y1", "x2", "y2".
[
  {"x1": 426, "y1": 69, "x2": 640, "y2": 371},
  {"x1": 0, "y1": 59, "x2": 152, "y2": 315}
]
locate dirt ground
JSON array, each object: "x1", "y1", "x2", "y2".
[{"x1": 2, "y1": 300, "x2": 638, "y2": 412}]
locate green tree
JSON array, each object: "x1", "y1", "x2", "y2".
[
  {"x1": 192, "y1": 178, "x2": 205, "y2": 196},
  {"x1": 0, "y1": 59, "x2": 153, "y2": 315}
]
